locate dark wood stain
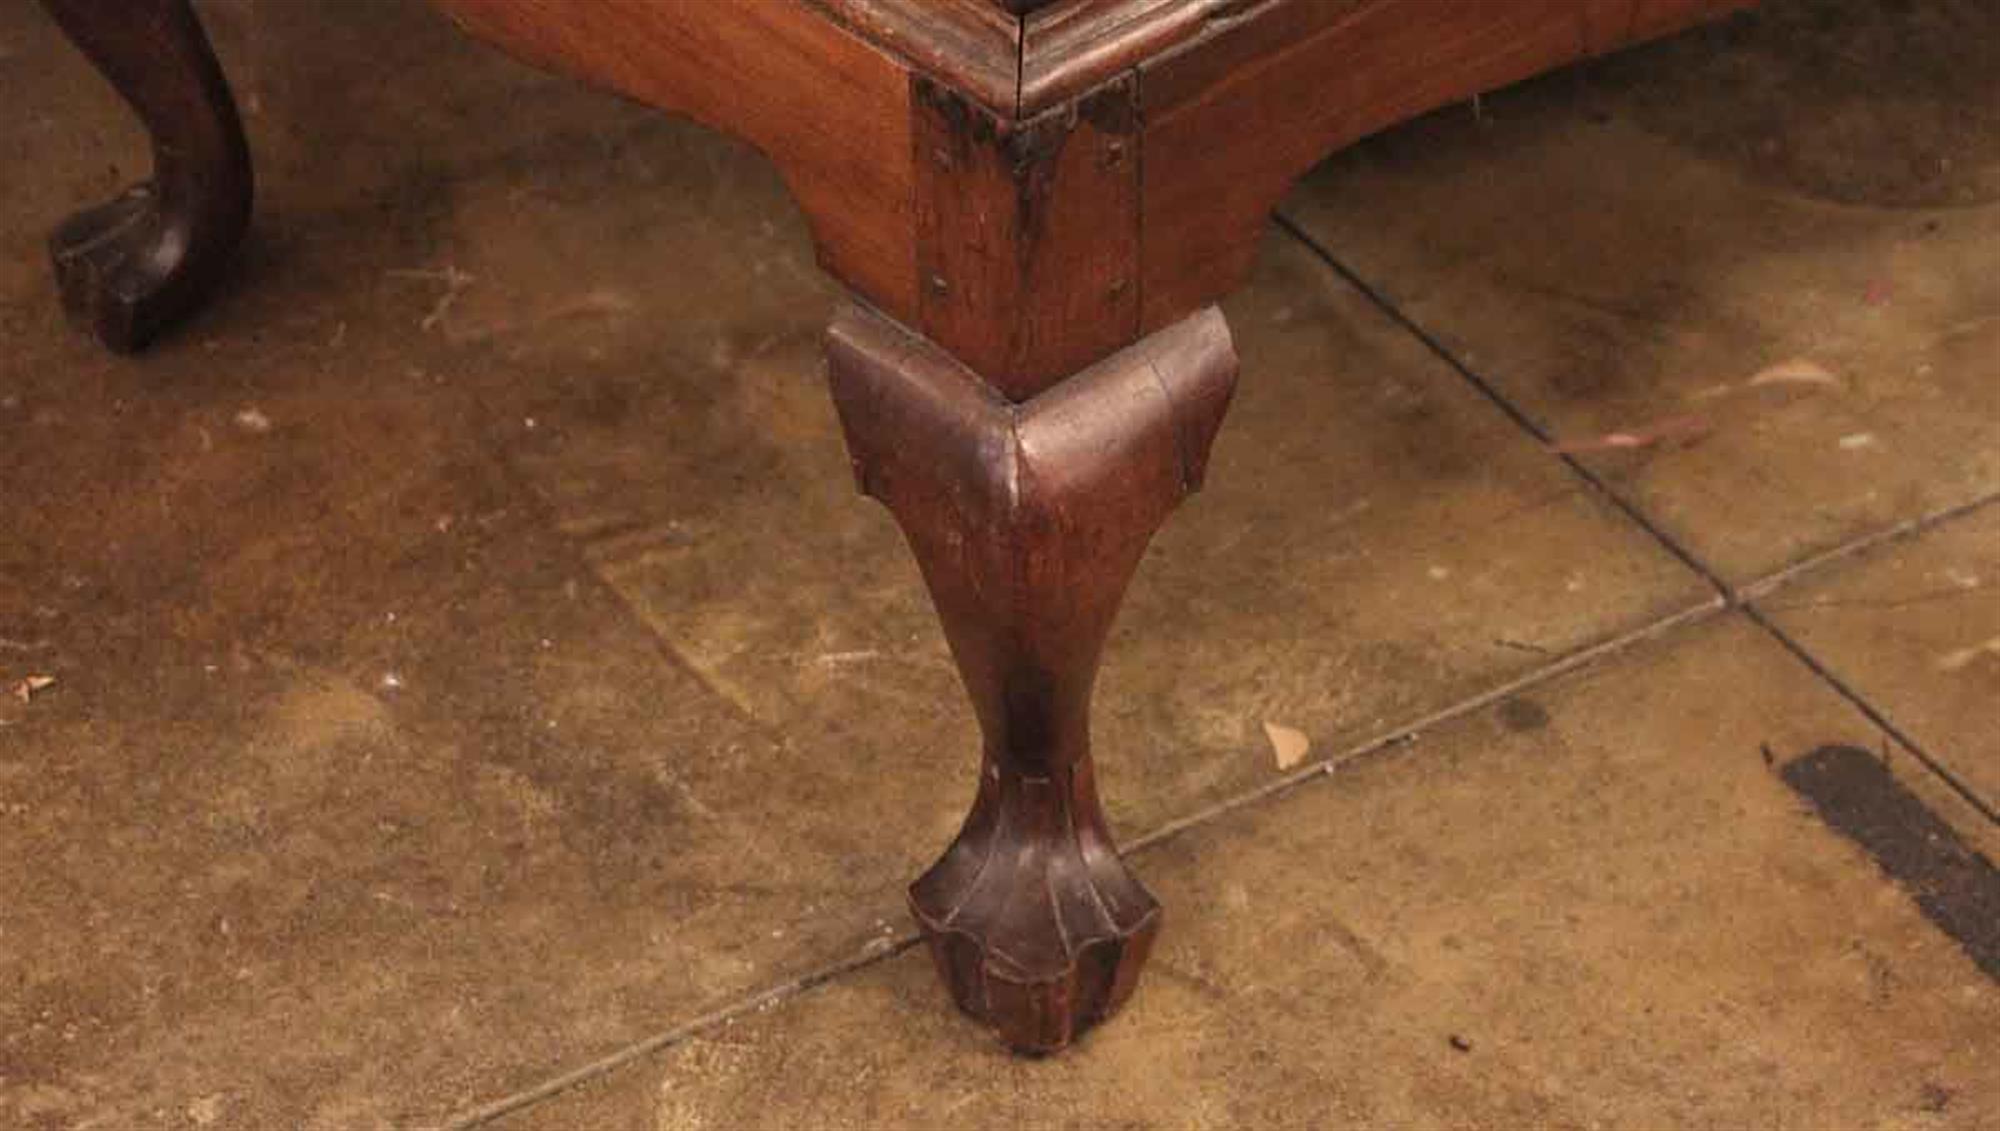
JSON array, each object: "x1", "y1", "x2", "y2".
[{"x1": 913, "y1": 74, "x2": 1141, "y2": 400}]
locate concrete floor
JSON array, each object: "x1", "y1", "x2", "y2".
[{"x1": 1, "y1": 1, "x2": 1994, "y2": 1127}]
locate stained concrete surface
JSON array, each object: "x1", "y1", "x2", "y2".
[
  {"x1": 1284, "y1": 0, "x2": 2000, "y2": 585},
  {"x1": 496, "y1": 618, "x2": 1999, "y2": 1131},
  {"x1": 1, "y1": 0, "x2": 1995, "y2": 1128}
]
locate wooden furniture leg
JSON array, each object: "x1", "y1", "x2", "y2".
[
  {"x1": 39, "y1": 0, "x2": 252, "y2": 352},
  {"x1": 826, "y1": 304, "x2": 1238, "y2": 1051}
]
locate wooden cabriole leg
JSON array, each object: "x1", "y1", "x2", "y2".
[
  {"x1": 39, "y1": 0, "x2": 252, "y2": 352},
  {"x1": 826, "y1": 303, "x2": 1238, "y2": 1051}
]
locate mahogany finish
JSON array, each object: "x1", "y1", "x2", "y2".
[
  {"x1": 38, "y1": 0, "x2": 250, "y2": 353},
  {"x1": 814, "y1": 0, "x2": 1019, "y2": 112},
  {"x1": 912, "y1": 75, "x2": 1144, "y2": 398},
  {"x1": 34, "y1": 0, "x2": 1754, "y2": 1051},
  {"x1": 827, "y1": 304, "x2": 1237, "y2": 1051}
]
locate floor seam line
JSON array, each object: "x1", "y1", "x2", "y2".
[
  {"x1": 1742, "y1": 603, "x2": 1997, "y2": 825},
  {"x1": 1271, "y1": 209, "x2": 1998, "y2": 825},
  {"x1": 432, "y1": 938, "x2": 924, "y2": 1130},
  {"x1": 448, "y1": 222, "x2": 1994, "y2": 1123},
  {"x1": 1733, "y1": 491, "x2": 2000, "y2": 828},
  {"x1": 432, "y1": 591, "x2": 1730, "y2": 1127},
  {"x1": 1126, "y1": 594, "x2": 1730, "y2": 854},
  {"x1": 1735, "y1": 491, "x2": 2000, "y2": 604},
  {"x1": 1269, "y1": 210, "x2": 1733, "y2": 600}
]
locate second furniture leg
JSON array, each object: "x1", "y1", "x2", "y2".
[
  {"x1": 826, "y1": 304, "x2": 1239, "y2": 1052},
  {"x1": 39, "y1": 0, "x2": 252, "y2": 352}
]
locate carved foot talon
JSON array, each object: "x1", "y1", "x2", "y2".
[
  {"x1": 40, "y1": 0, "x2": 252, "y2": 353},
  {"x1": 911, "y1": 765, "x2": 1160, "y2": 1052},
  {"x1": 48, "y1": 183, "x2": 202, "y2": 354}
]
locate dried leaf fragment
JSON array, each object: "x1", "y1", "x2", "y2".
[
  {"x1": 1548, "y1": 414, "x2": 1711, "y2": 454},
  {"x1": 1264, "y1": 721, "x2": 1311, "y2": 770}
]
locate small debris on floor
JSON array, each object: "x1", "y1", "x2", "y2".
[
  {"x1": 1920, "y1": 1081, "x2": 1955, "y2": 1114},
  {"x1": 1549, "y1": 413, "x2": 1711, "y2": 454},
  {"x1": 1263, "y1": 721, "x2": 1311, "y2": 770},
  {"x1": 10, "y1": 674, "x2": 55, "y2": 702},
  {"x1": 234, "y1": 406, "x2": 273, "y2": 434},
  {"x1": 814, "y1": 650, "x2": 882, "y2": 667},
  {"x1": 1837, "y1": 432, "x2": 1880, "y2": 451},
  {"x1": 186, "y1": 1093, "x2": 225, "y2": 1127},
  {"x1": 1936, "y1": 635, "x2": 2000, "y2": 672},
  {"x1": 1693, "y1": 357, "x2": 1841, "y2": 400},
  {"x1": 386, "y1": 264, "x2": 475, "y2": 332},
  {"x1": 1449, "y1": 1034, "x2": 1474, "y2": 1053},
  {"x1": 1746, "y1": 357, "x2": 1841, "y2": 390}
]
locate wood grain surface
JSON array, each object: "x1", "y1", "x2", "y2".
[{"x1": 826, "y1": 302, "x2": 1239, "y2": 1051}]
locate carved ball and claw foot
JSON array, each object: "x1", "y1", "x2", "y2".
[
  {"x1": 826, "y1": 304, "x2": 1239, "y2": 1051},
  {"x1": 39, "y1": 0, "x2": 252, "y2": 352}
]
